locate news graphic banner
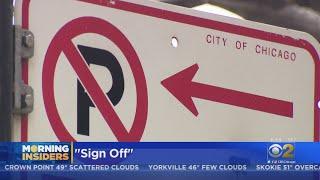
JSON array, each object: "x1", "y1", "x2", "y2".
[{"x1": 1, "y1": 142, "x2": 320, "y2": 172}]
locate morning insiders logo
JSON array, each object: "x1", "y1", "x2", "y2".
[
  {"x1": 268, "y1": 143, "x2": 295, "y2": 163},
  {"x1": 21, "y1": 143, "x2": 71, "y2": 162}
]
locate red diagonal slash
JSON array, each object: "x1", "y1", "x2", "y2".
[
  {"x1": 63, "y1": 41, "x2": 130, "y2": 140},
  {"x1": 162, "y1": 64, "x2": 293, "y2": 118}
]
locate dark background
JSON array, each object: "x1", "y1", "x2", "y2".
[{"x1": 160, "y1": 0, "x2": 320, "y2": 42}]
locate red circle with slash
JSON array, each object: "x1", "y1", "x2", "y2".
[{"x1": 42, "y1": 17, "x2": 148, "y2": 142}]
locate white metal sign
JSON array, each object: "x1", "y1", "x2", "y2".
[{"x1": 14, "y1": 0, "x2": 320, "y2": 142}]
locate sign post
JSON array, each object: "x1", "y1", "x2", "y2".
[{"x1": 0, "y1": 0, "x2": 13, "y2": 141}]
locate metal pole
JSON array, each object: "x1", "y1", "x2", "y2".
[{"x1": 0, "y1": 0, "x2": 13, "y2": 141}]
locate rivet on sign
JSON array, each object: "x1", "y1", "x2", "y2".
[
  {"x1": 171, "y1": 37, "x2": 179, "y2": 48},
  {"x1": 24, "y1": 94, "x2": 33, "y2": 107},
  {"x1": 318, "y1": 101, "x2": 320, "y2": 109},
  {"x1": 23, "y1": 32, "x2": 34, "y2": 48}
]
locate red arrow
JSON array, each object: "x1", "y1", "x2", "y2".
[{"x1": 161, "y1": 64, "x2": 293, "y2": 118}]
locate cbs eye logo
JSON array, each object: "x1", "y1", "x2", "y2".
[{"x1": 268, "y1": 144, "x2": 294, "y2": 159}]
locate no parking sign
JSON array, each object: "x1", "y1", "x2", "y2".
[
  {"x1": 14, "y1": 0, "x2": 320, "y2": 141},
  {"x1": 42, "y1": 17, "x2": 148, "y2": 142}
]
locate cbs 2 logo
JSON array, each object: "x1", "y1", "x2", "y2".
[{"x1": 268, "y1": 144, "x2": 294, "y2": 159}]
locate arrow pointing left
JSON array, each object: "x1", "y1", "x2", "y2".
[{"x1": 161, "y1": 64, "x2": 293, "y2": 118}]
